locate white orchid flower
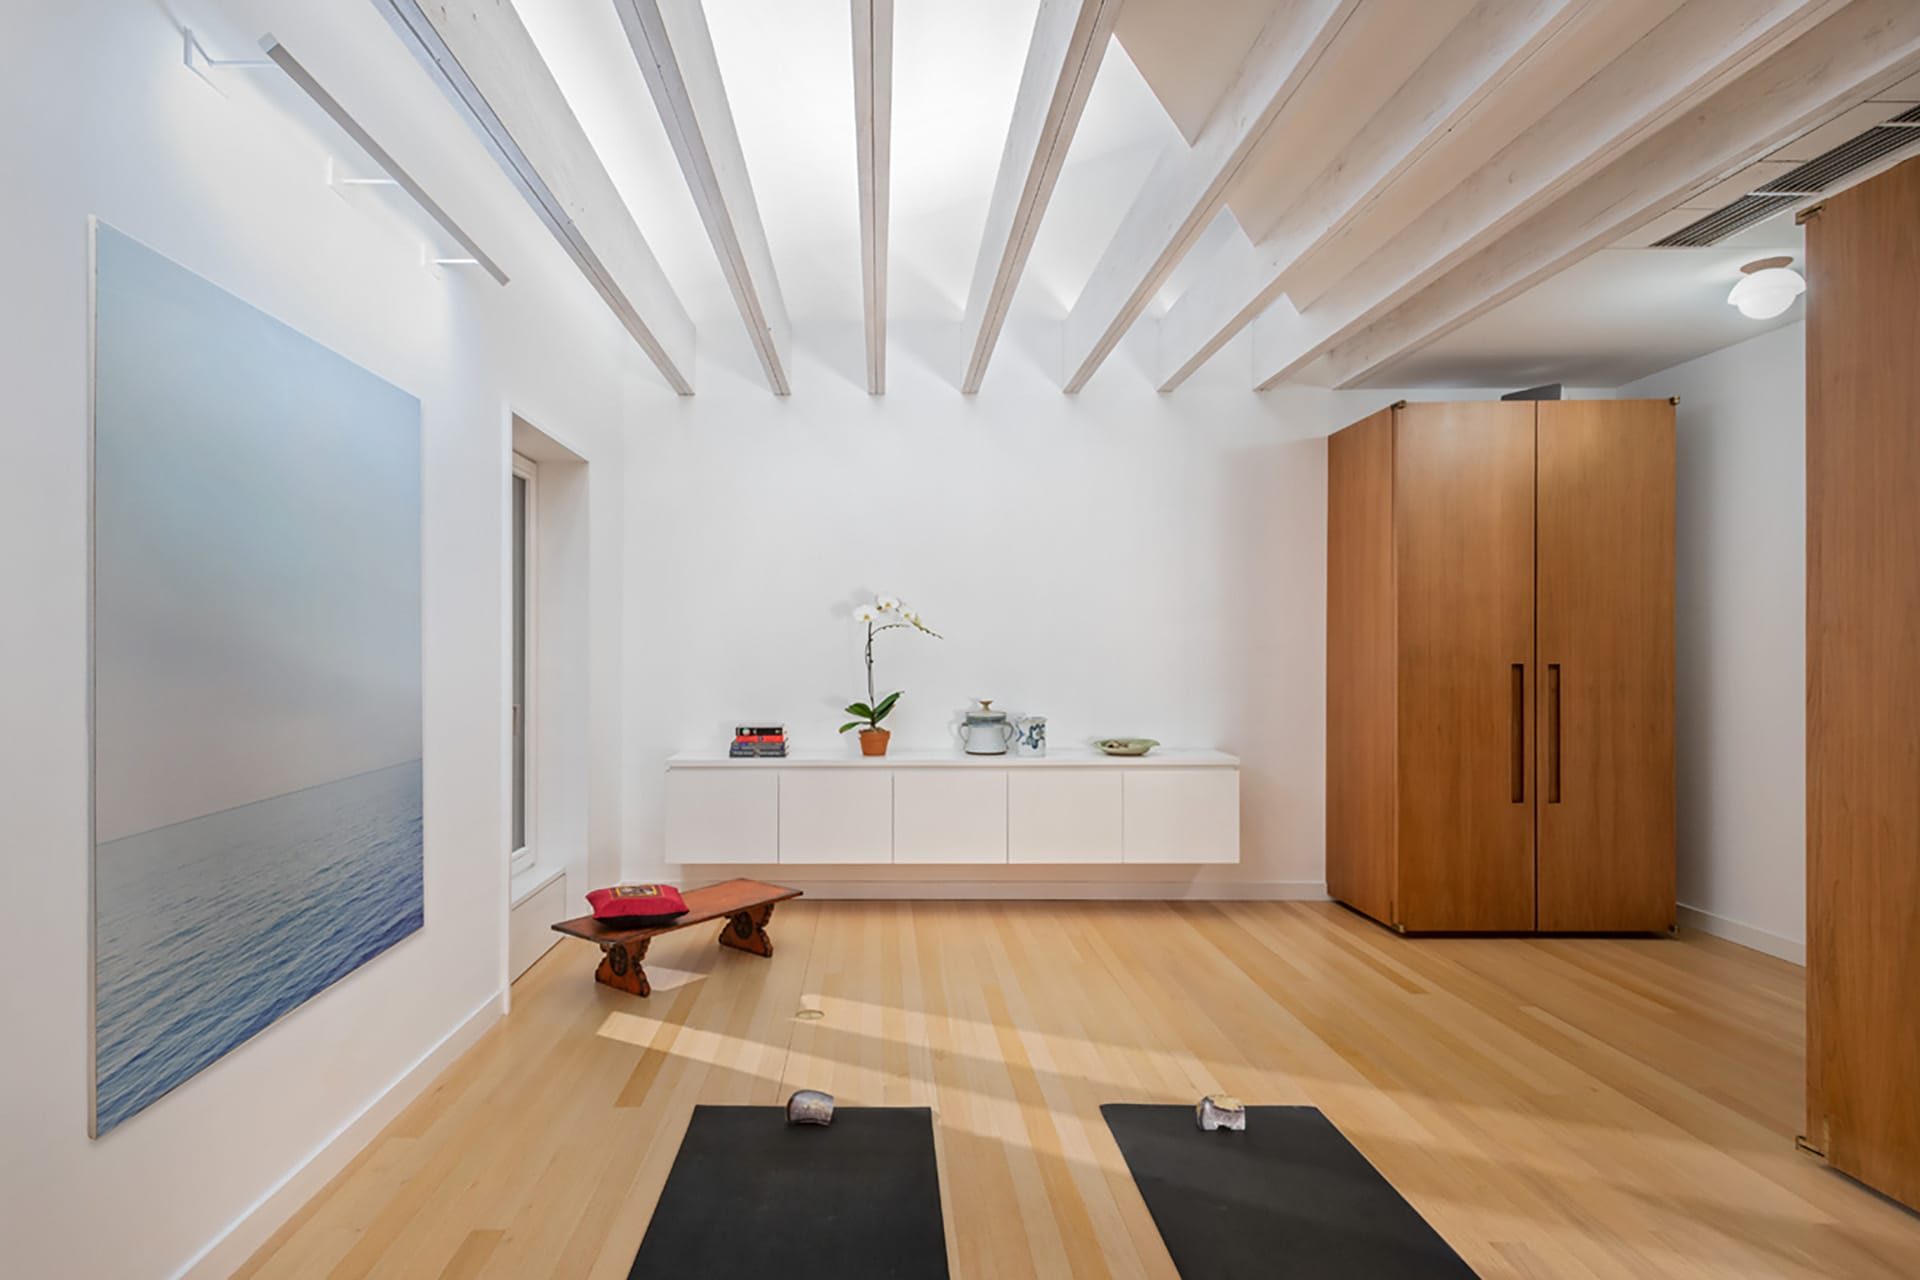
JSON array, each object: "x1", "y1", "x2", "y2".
[
  {"x1": 875, "y1": 594, "x2": 901, "y2": 612},
  {"x1": 853, "y1": 604, "x2": 879, "y2": 623}
]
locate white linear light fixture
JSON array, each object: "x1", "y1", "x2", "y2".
[
  {"x1": 326, "y1": 156, "x2": 399, "y2": 189},
  {"x1": 183, "y1": 27, "x2": 273, "y2": 74},
  {"x1": 259, "y1": 35, "x2": 510, "y2": 285}
]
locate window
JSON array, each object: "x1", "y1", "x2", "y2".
[{"x1": 511, "y1": 453, "x2": 537, "y2": 876}]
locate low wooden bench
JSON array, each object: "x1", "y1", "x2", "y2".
[{"x1": 552, "y1": 878, "x2": 802, "y2": 997}]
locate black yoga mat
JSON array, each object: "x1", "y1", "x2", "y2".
[
  {"x1": 629, "y1": 1105, "x2": 950, "y2": 1279},
  {"x1": 1103, "y1": 1104, "x2": 1476, "y2": 1279}
]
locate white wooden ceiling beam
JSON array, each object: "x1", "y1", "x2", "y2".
[
  {"x1": 1324, "y1": 2, "x2": 1920, "y2": 387},
  {"x1": 960, "y1": 0, "x2": 1123, "y2": 394},
  {"x1": 1059, "y1": 0, "x2": 1360, "y2": 394},
  {"x1": 851, "y1": 0, "x2": 892, "y2": 395},
  {"x1": 613, "y1": 0, "x2": 792, "y2": 394},
  {"x1": 374, "y1": 0, "x2": 696, "y2": 394},
  {"x1": 1251, "y1": 0, "x2": 1841, "y2": 389},
  {"x1": 1154, "y1": 0, "x2": 1579, "y2": 392}
]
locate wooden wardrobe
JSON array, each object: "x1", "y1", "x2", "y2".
[
  {"x1": 1326, "y1": 398, "x2": 1675, "y2": 933},
  {"x1": 1805, "y1": 155, "x2": 1920, "y2": 1211}
]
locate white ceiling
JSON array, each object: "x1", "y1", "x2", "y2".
[
  {"x1": 1366, "y1": 210, "x2": 1809, "y2": 389},
  {"x1": 247, "y1": 1, "x2": 1920, "y2": 395}
]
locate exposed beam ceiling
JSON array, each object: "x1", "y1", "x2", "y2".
[
  {"x1": 374, "y1": 0, "x2": 696, "y2": 394},
  {"x1": 1249, "y1": 0, "x2": 1843, "y2": 390},
  {"x1": 1115, "y1": 0, "x2": 1279, "y2": 144},
  {"x1": 1155, "y1": 0, "x2": 1580, "y2": 391},
  {"x1": 851, "y1": 0, "x2": 892, "y2": 395},
  {"x1": 1326, "y1": 0, "x2": 1920, "y2": 386},
  {"x1": 613, "y1": 0, "x2": 792, "y2": 394},
  {"x1": 380, "y1": 1, "x2": 1917, "y2": 401},
  {"x1": 959, "y1": 0, "x2": 1121, "y2": 394},
  {"x1": 1060, "y1": 0, "x2": 1361, "y2": 393}
]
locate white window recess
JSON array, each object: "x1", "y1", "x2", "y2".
[{"x1": 510, "y1": 452, "x2": 538, "y2": 880}]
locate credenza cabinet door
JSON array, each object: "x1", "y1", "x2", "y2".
[
  {"x1": 1394, "y1": 401, "x2": 1537, "y2": 932},
  {"x1": 895, "y1": 770, "x2": 1008, "y2": 864},
  {"x1": 1806, "y1": 155, "x2": 1920, "y2": 1212},
  {"x1": 1535, "y1": 400, "x2": 1676, "y2": 932},
  {"x1": 1008, "y1": 770, "x2": 1122, "y2": 864},
  {"x1": 666, "y1": 770, "x2": 778, "y2": 862},
  {"x1": 778, "y1": 770, "x2": 893, "y2": 864},
  {"x1": 1123, "y1": 769, "x2": 1239, "y2": 863}
]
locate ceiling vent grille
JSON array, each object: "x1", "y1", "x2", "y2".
[
  {"x1": 1652, "y1": 104, "x2": 1920, "y2": 247},
  {"x1": 1654, "y1": 193, "x2": 1801, "y2": 247}
]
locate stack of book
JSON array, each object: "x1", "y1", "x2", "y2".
[{"x1": 730, "y1": 724, "x2": 787, "y2": 758}]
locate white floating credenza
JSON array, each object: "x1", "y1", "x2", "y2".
[{"x1": 665, "y1": 749, "x2": 1240, "y2": 866}]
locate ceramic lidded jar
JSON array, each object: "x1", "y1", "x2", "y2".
[{"x1": 958, "y1": 699, "x2": 1015, "y2": 755}]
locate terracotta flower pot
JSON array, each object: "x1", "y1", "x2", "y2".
[{"x1": 859, "y1": 728, "x2": 891, "y2": 757}]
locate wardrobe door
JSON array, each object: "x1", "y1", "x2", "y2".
[
  {"x1": 1394, "y1": 402, "x2": 1536, "y2": 931},
  {"x1": 1534, "y1": 400, "x2": 1675, "y2": 932},
  {"x1": 1806, "y1": 156, "x2": 1920, "y2": 1210},
  {"x1": 1326, "y1": 408, "x2": 1397, "y2": 925}
]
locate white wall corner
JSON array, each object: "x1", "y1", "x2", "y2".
[{"x1": 1677, "y1": 904, "x2": 1804, "y2": 967}]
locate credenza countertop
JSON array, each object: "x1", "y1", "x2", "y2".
[{"x1": 666, "y1": 748, "x2": 1239, "y2": 769}]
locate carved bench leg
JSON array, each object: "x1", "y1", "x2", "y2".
[
  {"x1": 595, "y1": 939, "x2": 652, "y2": 997},
  {"x1": 718, "y1": 903, "x2": 776, "y2": 958}
]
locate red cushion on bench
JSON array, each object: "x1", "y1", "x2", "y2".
[{"x1": 587, "y1": 883, "x2": 688, "y2": 923}]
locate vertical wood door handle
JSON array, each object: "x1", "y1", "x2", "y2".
[
  {"x1": 1547, "y1": 664, "x2": 1562, "y2": 804},
  {"x1": 1511, "y1": 663, "x2": 1525, "y2": 803}
]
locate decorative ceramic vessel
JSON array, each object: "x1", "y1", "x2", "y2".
[
  {"x1": 958, "y1": 699, "x2": 1016, "y2": 755},
  {"x1": 860, "y1": 728, "x2": 891, "y2": 756},
  {"x1": 1014, "y1": 715, "x2": 1047, "y2": 755},
  {"x1": 1094, "y1": 737, "x2": 1159, "y2": 756}
]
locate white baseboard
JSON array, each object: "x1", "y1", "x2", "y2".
[
  {"x1": 1678, "y1": 904, "x2": 1805, "y2": 966},
  {"x1": 177, "y1": 991, "x2": 505, "y2": 1280},
  {"x1": 663, "y1": 877, "x2": 1329, "y2": 902}
]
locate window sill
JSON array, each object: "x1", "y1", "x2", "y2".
[{"x1": 510, "y1": 862, "x2": 565, "y2": 909}]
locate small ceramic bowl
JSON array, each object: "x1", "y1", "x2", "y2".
[{"x1": 1094, "y1": 737, "x2": 1159, "y2": 756}]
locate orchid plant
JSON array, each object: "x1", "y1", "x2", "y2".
[{"x1": 839, "y1": 594, "x2": 942, "y2": 735}]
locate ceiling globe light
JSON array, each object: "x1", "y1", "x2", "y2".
[{"x1": 1728, "y1": 258, "x2": 1805, "y2": 320}]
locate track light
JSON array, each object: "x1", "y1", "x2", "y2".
[
  {"x1": 1728, "y1": 257, "x2": 1805, "y2": 320},
  {"x1": 261, "y1": 35, "x2": 509, "y2": 285}
]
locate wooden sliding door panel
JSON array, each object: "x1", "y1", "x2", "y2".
[
  {"x1": 1806, "y1": 156, "x2": 1920, "y2": 1210},
  {"x1": 1326, "y1": 409, "x2": 1396, "y2": 924},
  {"x1": 1534, "y1": 400, "x2": 1676, "y2": 933},
  {"x1": 1394, "y1": 401, "x2": 1536, "y2": 932}
]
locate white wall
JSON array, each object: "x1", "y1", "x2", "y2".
[
  {"x1": 618, "y1": 308, "x2": 1511, "y2": 896},
  {"x1": 0, "y1": 1, "x2": 650, "y2": 1274},
  {"x1": 1623, "y1": 324, "x2": 1807, "y2": 962}
]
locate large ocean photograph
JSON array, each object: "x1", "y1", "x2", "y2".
[{"x1": 90, "y1": 223, "x2": 423, "y2": 1136}]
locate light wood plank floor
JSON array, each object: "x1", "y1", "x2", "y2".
[{"x1": 236, "y1": 902, "x2": 1920, "y2": 1279}]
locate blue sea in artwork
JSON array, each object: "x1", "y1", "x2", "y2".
[{"x1": 93, "y1": 760, "x2": 424, "y2": 1134}]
